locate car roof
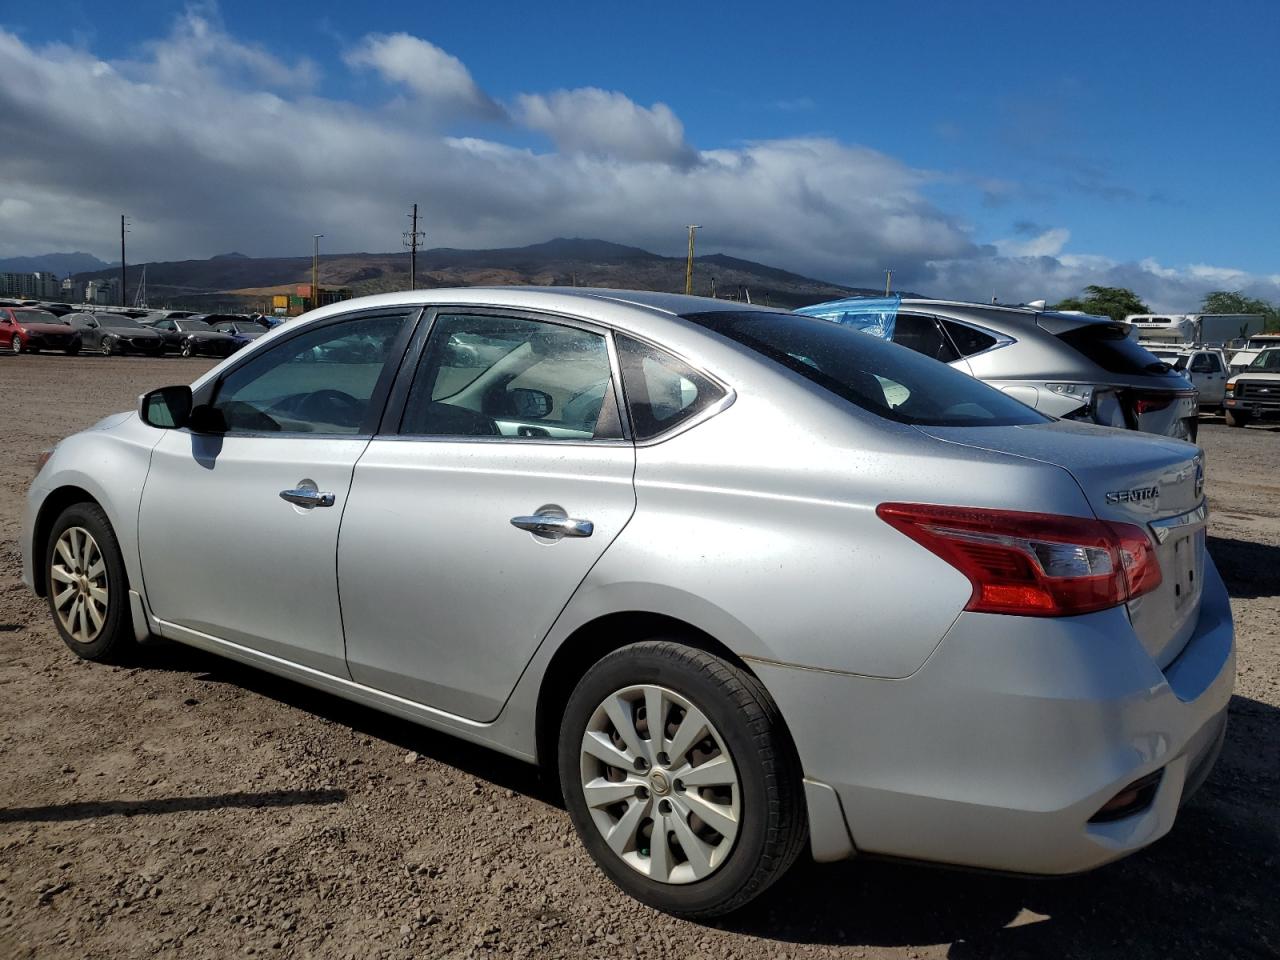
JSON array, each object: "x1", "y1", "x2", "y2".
[{"x1": 297, "y1": 287, "x2": 780, "y2": 328}]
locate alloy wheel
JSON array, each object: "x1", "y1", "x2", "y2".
[
  {"x1": 11, "y1": 335, "x2": 22, "y2": 354},
  {"x1": 579, "y1": 683, "x2": 741, "y2": 884},
  {"x1": 50, "y1": 526, "x2": 109, "y2": 644}
]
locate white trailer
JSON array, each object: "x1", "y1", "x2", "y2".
[{"x1": 1125, "y1": 313, "x2": 1264, "y2": 345}]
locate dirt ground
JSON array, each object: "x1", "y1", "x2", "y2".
[{"x1": 1, "y1": 354, "x2": 1276, "y2": 960}]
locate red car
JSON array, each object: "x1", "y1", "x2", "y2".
[{"x1": 0, "y1": 307, "x2": 80, "y2": 355}]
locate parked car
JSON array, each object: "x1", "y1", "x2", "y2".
[
  {"x1": 23, "y1": 289, "x2": 1232, "y2": 918},
  {"x1": 799, "y1": 299, "x2": 1199, "y2": 441},
  {"x1": 208, "y1": 318, "x2": 269, "y2": 347},
  {"x1": 0, "y1": 307, "x2": 79, "y2": 354},
  {"x1": 64, "y1": 312, "x2": 165, "y2": 356},
  {"x1": 1223, "y1": 347, "x2": 1280, "y2": 427},
  {"x1": 148, "y1": 317, "x2": 242, "y2": 358},
  {"x1": 1227, "y1": 334, "x2": 1280, "y2": 373},
  {"x1": 1144, "y1": 346, "x2": 1231, "y2": 412}
]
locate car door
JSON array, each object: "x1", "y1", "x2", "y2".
[
  {"x1": 137, "y1": 307, "x2": 418, "y2": 674},
  {"x1": 72, "y1": 316, "x2": 101, "y2": 349},
  {"x1": 0, "y1": 311, "x2": 14, "y2": 349},
  {"x1": 152, "y1": 319, "x2": 180, "y2": 351},
  {"x1": 1190, "y1": 352, "x2": 1225, "y2": 406},
  {"x1": 338, "y1": 308, "x2": 637, "y2": 721}
]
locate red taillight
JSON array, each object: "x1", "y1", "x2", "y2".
[
  {"x1": 1132, "y1": 392, "x2": 1175, "y2": 415},
  {"x1": 876, "y1": 503, "x2": 1162, "y2": 617}
]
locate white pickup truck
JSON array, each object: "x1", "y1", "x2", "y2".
[
  {"x1": 1224, "y1": 347, "x2": 1280, "y2": 427},
  {"x1": 1144, "y1": 345, "x2": 1231, "y2": 411}
]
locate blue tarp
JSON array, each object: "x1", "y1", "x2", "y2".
[{"x1": 795, "y1": 295, "x2": 901, "y2": 341}]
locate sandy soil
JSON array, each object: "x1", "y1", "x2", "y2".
[{"x1": 1, "y1": 354, "x2": 1276, "y2": 960}]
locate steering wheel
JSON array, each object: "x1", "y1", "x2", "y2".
[{"x1": 300, "y1": 388, "x2": 363, "y2": 424}]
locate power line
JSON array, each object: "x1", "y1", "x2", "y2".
[{"x1": 403, "y1": 203, "x2": 425, "y2": 290}]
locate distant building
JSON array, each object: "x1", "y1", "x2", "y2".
[
  {"x1": 61, "y1": 277, "x2": 86, "y2": 302},
  {"x1": 84, "y1": 278, "x2": 118, "y2": 304},
  {"x1": 272, "y1": 285, "x2": 352, "y2": 316},
  {"x1": 0, "y1": 271, "x2": 62, "y2": 299}
]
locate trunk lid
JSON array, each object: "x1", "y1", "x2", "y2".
[{"x1": 916, "y1": 419, "x2": 1205, "y2": 668}]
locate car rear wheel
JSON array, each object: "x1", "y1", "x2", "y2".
[
  {"x1": 558, "y1": 641, "x2": 807, "y2": 918},
  {"x1": 45, "y1": 503, "x2": 135, "y2": 663},
  {"x1": 1225, "y1": 409, "x2": 1251, "y2": 428}
]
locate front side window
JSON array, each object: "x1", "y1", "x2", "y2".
[
  {"x1": 685, "y1": 310, "x2": 1049, "y2": 427},
  {"x1": 615, "y1": 335, "x2": 726, "y2": 440},
  {"x1": 210, "y1": 311, "x2": 410, "y2": 434},
  {"x1": 401, "y1": 313, "x2": 617, "y2": 441}
]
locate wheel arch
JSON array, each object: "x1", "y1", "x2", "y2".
[
  {"x1": 533, "y1": 610, "x2": 782, "y2": 775},
  {"x1": 31, "y1": 485, "x2": 102, "y2": 597}
]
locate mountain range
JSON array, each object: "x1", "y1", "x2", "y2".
[
  {"x1": 52, "y1": 238, "x2": 898, "y2": 310},
  {"x1": 0, "y1": 252, "x2": 112, "y2": 275}
]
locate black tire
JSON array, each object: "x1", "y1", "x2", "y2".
[
  {"x1": 100, "y1": 337, "x2": 115, "y2": 357},
  {"x1": 44, "y1": 502, "x2": 136, "y2": 663},
  {"x1": 558, "y1": 641, "x2": 807, "y2": 918},
  {"x1": 1225, "y1": 409, "x2": 1251, "y2": 428},
  {"x1": 180, "y1": 339, "x2": 195, "y2": 358},
  {"x1": 10, "y1": 334, "x2": 23, "y2": 355}
]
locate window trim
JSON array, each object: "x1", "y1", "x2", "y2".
[
  {"x1": 188, "y1": 305, "x2": 425, "y2": 440},
  {"x1": 378, "y1": 305, "x2": 634, "y2": 447},
  {"x1": 613, "y1": 329, "x2": 736, "y2": 446}
]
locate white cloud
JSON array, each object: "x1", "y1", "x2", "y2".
[
  {"x1": 0, "y1": 17, "x2": 1275, "y2": 316},
  {"x1": 344, "y1": 33, "x2": 500, "y2": 117},
  {"x1": 515, "y1": 88, "x2": 694, "y2": 165},
  {"x1": 995, "y1": 227, "x2": 1070, "y2": 257}
]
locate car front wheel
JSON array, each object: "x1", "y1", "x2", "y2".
[
  {"x1": 100, "y1": 337, "x2": 115, "y2": 356},
  {"x1": 45, "y1": 503, "x2": 136, "y2": 663},
  {"x1": 1225, "y1": 409, "x2": 1251, "y2": 428},
  {"x1": 10, "y1": 334, "x2": 22, "y2": 354},
  {"x1": 558, "y1": 641, "x2": 807, "y2": 918}
]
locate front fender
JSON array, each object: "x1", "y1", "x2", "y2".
[{"x1": 23, "y1": 413, "x2": 162, "y2": 600}]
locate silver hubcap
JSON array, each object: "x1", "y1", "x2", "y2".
[
  {"x1": 50, "y1": 526, "x2": 108, "y2": 644},
  {"x1": 579, "y1": 684, "x2": 741, "y2": 884}
]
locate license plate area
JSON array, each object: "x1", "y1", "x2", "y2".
[{"x1": 1171, "y1": 530, "x2": 1204, "y2": 612}]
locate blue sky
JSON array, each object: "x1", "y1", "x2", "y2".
[{"x1": 1, "y1": 0, "x2": 1277, "y2": 306}]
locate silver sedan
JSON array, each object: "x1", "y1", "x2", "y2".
[{"x1": 21, "y1": 288, "x2": 1234, "y2": 917}]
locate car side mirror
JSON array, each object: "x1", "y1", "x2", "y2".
[
  {"x1": 510, "y1": 388, "x2": 552, "y2": 419},
  {"x1": 139, "y1": 385, "x2": 193, "y2": 429}
]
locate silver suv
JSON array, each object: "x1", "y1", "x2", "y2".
[{"x1": 810, "y1": 300, "x2": 1199, "y2": 441}]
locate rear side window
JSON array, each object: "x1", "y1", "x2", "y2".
[
  {"x1": 941, "y1": 320, "x2": 998, "y2": 357},
  {"x1": 892, "y1": 314, "x2": 959, "y2": 363},
  {"x1": 684, "y1": 310, "x2": 1048, "y2": 427},
  {"x1": 1055, "y1": 323, "x2": 1170, "y2": 375},
  {"x1": 16, "y1": 310, "x2": 63, "y2": 325},
  {"x1": 615, "y1": 335, "x2": 726, "y2": 440}
]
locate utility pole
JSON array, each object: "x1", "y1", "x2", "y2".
[
  {"x1": 884, "y1": 269, "x2": 893, "y2": 296},
  {"x1": 710, "y1": 276, "x2": 717, "y2": 299},
  {"x1": 403, "y1": 203, "x2": 424, "y2": 290},
  {"x1": 120, "y1": 215, "x2": 129, "y2": 307},
  {"x1": 684, "y1": 225, "x2": 700, "y2": 295},
  {"x1": 312, "y1": 234, "x2": 324, "y2": 309}
]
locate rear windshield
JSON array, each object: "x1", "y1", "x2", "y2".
[
  {"x1": 1055, "y1": 322, "x2": 1172, "y2": 375},
  {"x1": 684, "y1": 310, "x2": 1048, "y2": 427}
]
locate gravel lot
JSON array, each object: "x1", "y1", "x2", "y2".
[{"x1": 1, "y1": 354, "x2": 1277, "y2": 960}]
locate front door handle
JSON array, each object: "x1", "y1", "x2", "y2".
[
  {"x1": 280, "y1": 487, "x2": 336, "y2": 508},
  {"x1": 510, "y1": 514, "x2": 593, "y2": 538}
]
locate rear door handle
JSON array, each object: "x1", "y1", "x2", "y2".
[
  {"x1": 510, "y1": 515, "x2": 593, "y2": 538},
  {"x1": 280, "y1": 488, "x2": 336, "y2": 508}
]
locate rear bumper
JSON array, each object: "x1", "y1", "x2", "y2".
[{"x1": 756, "y1": 555, "x2": 1235, "y2": 873}]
